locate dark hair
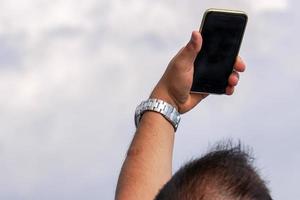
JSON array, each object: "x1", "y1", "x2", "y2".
[{"x1": 155, "y1": 142, "x2": 272, "y2": 200}]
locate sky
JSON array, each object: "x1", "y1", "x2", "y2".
[{"x1": 0, "y1": 0, "x2": 299, "y2": 199}]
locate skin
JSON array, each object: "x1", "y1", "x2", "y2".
[{"x1": 115, "y1": 31, "x2": 246, "y2": 200}]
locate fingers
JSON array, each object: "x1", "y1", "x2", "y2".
[
  {"x1": 234, "y1": 56, "x2": 246, "y2": 72},
  {"x1": 229, "y1": 56, "x2": 245, "y2": 86},
  {"x1": 227, "y1": 70, "x2": 240, "y2": 95},
  {"x1": 226, "y1": 86, "x2": 235, "y2": 95},
  {"x1": 228, "y1": 71, "x2": 239, "y2": 86},
  {"x1": 226, "y1": 56, "x2": 246, "y2": 95},
  {"x1": 177, "y1": 31, "x2": 202, "y2": 64}
]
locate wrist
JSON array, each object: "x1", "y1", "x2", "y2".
[
  {"x1": 135, "y1": 98, "x2": 181, "y2": 132},
  {"x1": 150, "y1": 87, "x2": 178, "y2": 111},
  {"x1": 139, "y1": 111, "x2": 175, "y2": 132}
]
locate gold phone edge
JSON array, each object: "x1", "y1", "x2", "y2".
[{"x1": 199, "y1": 8, "x2": 248, "y2": 32}]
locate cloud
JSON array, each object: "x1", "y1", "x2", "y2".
[
  {"x1": 248, "y1": 0, "x2": 288, "y2": 12},
  {"x1": 0, "y1": 0, "x2": 299, "y2": 199}
]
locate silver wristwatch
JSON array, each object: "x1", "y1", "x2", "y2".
[{"x1": 134, "y1": 98, "x2": 181, "y2": 131}]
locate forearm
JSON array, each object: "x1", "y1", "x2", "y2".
[
  {"x1": 115, "y1": 111, "x2": 175, "y2": 200},
  {"x1": 114, "y1": 31, "x2": 244, "y2": 199}
]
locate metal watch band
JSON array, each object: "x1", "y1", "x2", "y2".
[{"x1": 134, "y1": 98, "x2": 181, "y2": 131}]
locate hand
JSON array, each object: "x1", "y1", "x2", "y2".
[{"x1": 150, "y1": 31, "x2": 246, "y2": 114}]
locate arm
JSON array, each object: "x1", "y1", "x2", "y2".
[{"x1": 115, "y1": 31, "x2": 246, "y2": 200}]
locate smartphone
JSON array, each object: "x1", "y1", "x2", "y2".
[{"x1": 191, "y1": 9, "x2": 248, "y2": 94}]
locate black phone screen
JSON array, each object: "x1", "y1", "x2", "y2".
[{"x1": 191, "y1": 11, "x2": 247, "y2": 94}]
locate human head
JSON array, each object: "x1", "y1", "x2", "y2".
[{"x1": 155, "y1": 142, "x2": 272, "y2": 200}]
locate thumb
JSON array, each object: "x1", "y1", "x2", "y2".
[{"x1": 178, "y1": 31, "x2": 202, "y2": 64}]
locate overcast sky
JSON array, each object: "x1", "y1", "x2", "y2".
[{"x1": 0, "y1": 0, "x2": 299, "y2": 199}]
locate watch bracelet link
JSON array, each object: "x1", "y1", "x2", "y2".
[{"x1": 134, "y1": 98, "x2": 181, "y2": 131}]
